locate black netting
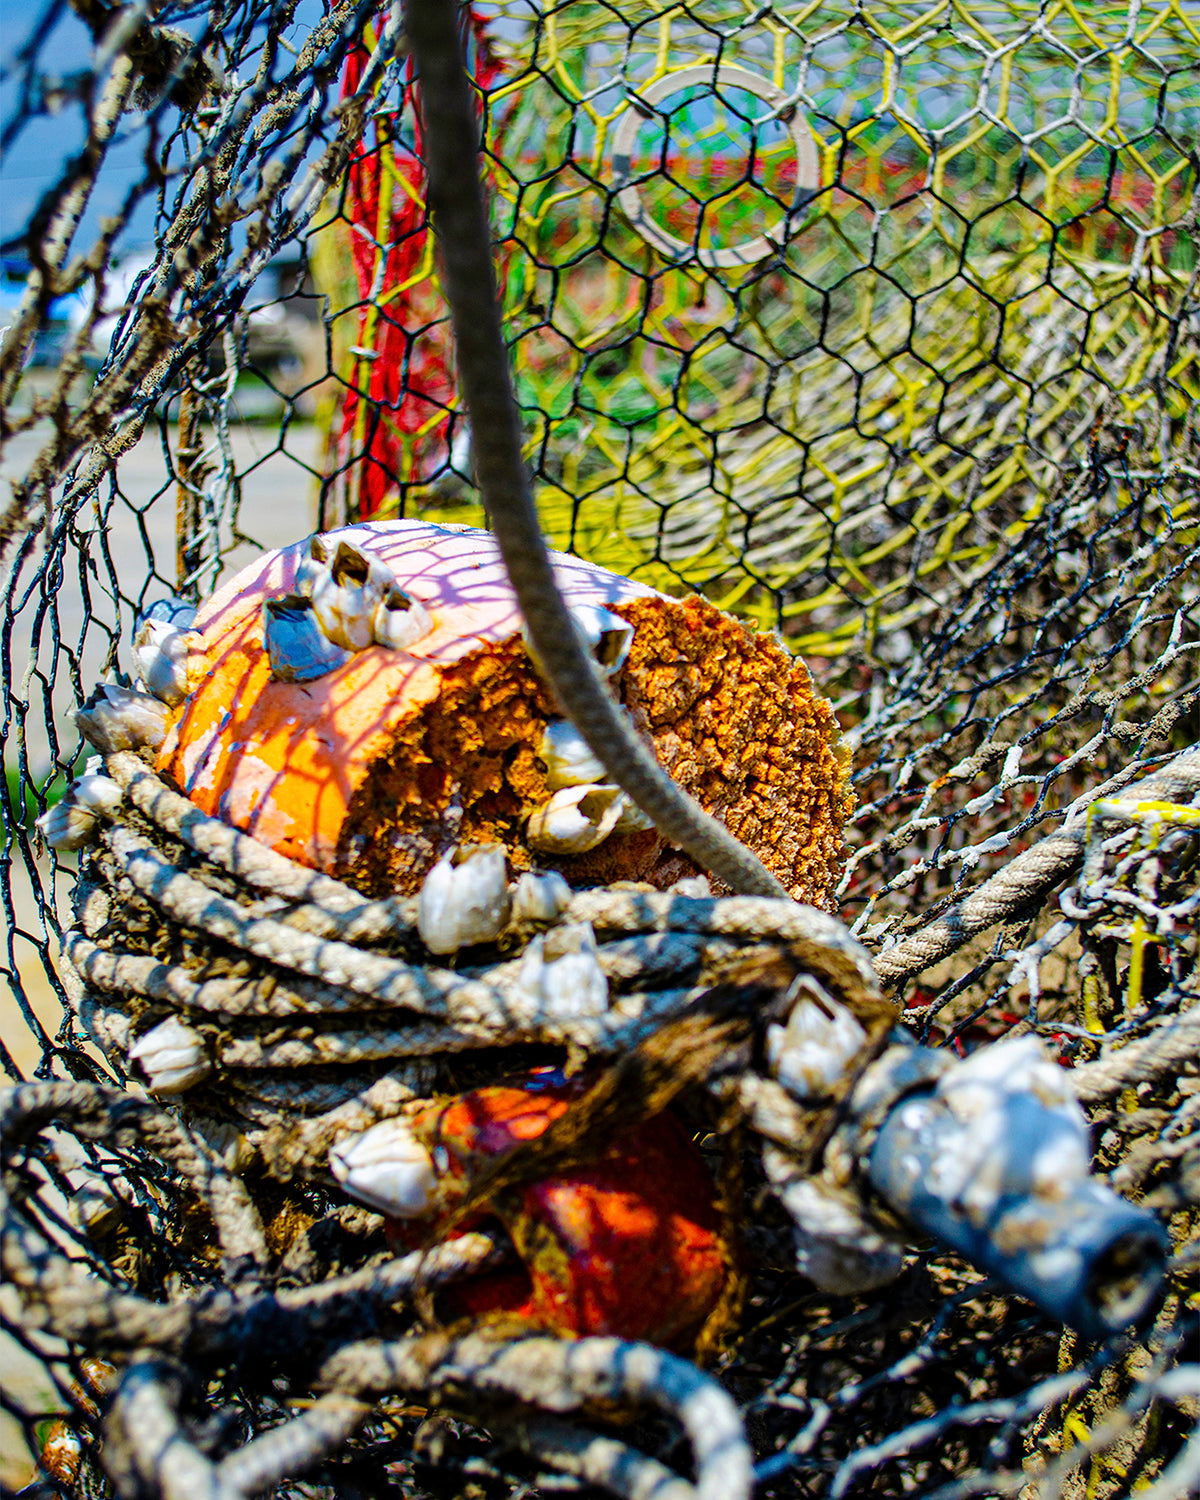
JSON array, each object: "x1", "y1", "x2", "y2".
[{"x1": 2, "y1": 2, "x2": 1198, "y2": 1496}]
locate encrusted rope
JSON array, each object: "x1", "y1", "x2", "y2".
[
  {"x1": 23, "y1": 744, "x2": 887, "y2": 1497},
  {"x1": 98, "y1": 1331, "x2": 750, "y2": 1500},
  {"x1": 64, "y1": 751, "x2": 1186, "y2": 1135},
  {"x1": 1073, "y1": 1006, "x2": 1200, "y2": 1103},
  {"x1": 317, "y1": 1330, "x2": 754, "y2": 1500},
  {"x1": 0, "y1": 1082, "x2": 503, "y2": 1356},
  {"x1": 61, "y1": 757, "x2": 878, "y2": 1111},
  {"x1": 29, "y1": 738, "x2": 1195, "y2": 1497},
  {"x1": 105, "y1": 750, "x2": 419, "y2": 939},
  {"x1": 0, "y1": 1079, "x2": 267, "y2": 1283},
  {"x1": 490, "y1": 1413, "x2": 700, "y2": 1500}
]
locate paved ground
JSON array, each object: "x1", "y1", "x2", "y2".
[{"x1": 2, "y1": 419, "x2": 327, "y2": 767}]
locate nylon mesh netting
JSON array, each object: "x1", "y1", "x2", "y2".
[{"x1": 1, "y1": 2, "x2": 1198, "y2": 1496}]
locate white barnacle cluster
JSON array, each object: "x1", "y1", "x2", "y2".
[
  {"x1": 127, "y1": 1015, "x2": 212, "y2": 1095},
  {"x1": 515, "y1": 921, "x2": 608, "y2": 1022},
  {"x1": 414, "y1": 844, "x2": 608, "y2": 1019},
  {"x1": 331, "y1": 890, "x2": 609, "y2": 1216},
  {"x1": 266, "y1": 534, "x2": 433, "y2": 682},
  {"x1": 329, "y1": 870, "x2": 606, "y2": 1222},
  {"x1": 926, "y1": 1035, "x2": 1092, "y2": 1222},
  {"x1": 35, "y1": 755, "x2": 125, "y2": 852},
  {"x1": 417, "y1": 844, "x2": 512, "y2": 955},
  {"x1": 762, "y1": 1145, "x2": 906, "y2": 1295},
  {"x1": 766, "y1": 979, "x2": 869, "y2": 1099},
  {"x1": 133, "y1": 615, "x2": 201, "y2": 708},
  {"x1": 761, "y1": 985, "x2": 913, "y2": 1294},
  {"x1": 43, "y1": 603, "x2": 194, "y2": 850},
  {"x1": 328, "y1": 1116, "x2": 437, "y2": 1219},
  {"x1": 523, "y1": 606, "x2": 658, "y2": 855}
]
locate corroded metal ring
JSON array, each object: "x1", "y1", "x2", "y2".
[{"x1": 611, "y1": 64, "x2": 820, "y2": 270}]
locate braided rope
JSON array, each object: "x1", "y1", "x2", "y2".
[
  {"x1": 5, "y1": 748, "x2": 887, "y2": 1495},
  {"x1": 405, "y1": 0, "x2": 787, "y2": 900},
  {"x1": 8, "y1": 776, "x2": 1192, "y2": 1496},
  {"x1": 19, "y1": 748, "x2": 1197, "y2": 1495}
]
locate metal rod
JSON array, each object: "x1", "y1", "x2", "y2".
[{"x1": 867, "y1": 1067, "x2": 1168, "y2": 1341}]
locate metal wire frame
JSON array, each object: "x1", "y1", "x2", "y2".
[{"x1": 1, "y1": 0, "x2": 1199, "y2": 1495}]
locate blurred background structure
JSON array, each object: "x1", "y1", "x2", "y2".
[{"x1": 1, "y1": 1, "x2": 1198, "y2": 1495}]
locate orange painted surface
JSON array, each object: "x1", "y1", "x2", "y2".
[
  {"x1": 412, "y1": 1076, "x2": 728, "y2": 1348},
  {"x1": 157, "y1": 521, "x2": 657, "y2": 870}
]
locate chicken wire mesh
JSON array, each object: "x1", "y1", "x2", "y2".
[{"x1": 2, "y1": 0, "x2": 1199, "y2": 1495}]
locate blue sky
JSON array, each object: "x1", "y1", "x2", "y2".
[{"x1": 0, "y1": 0, "x2": 330, "y2": 261}]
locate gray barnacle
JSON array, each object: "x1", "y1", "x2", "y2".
[
  {"x1": 36, "y1": 800, "x2": 100, "y2": 852},
  {"x1": 36, "y1": 764, "x2": 126, "y2": 851},
  {"x1": 75, "y1": 683, "x2": 170, "y2": 755},
  {"x1": 264, "y1": 594, "x2": 353, "y2": 683}
]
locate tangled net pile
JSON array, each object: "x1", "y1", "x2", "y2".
[{"x1": 2, "y1": 1, "x2": 1200, "y2": 1496}]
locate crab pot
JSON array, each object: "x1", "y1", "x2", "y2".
[
  {"x1": 155, "y1": 521, "x2": 851, "y2": 904},
  {"x1": 867, "y1": 1069, "x2": 1169, "y2": 1341}
]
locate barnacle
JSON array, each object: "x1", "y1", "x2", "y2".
[
  {"x1": 127, "y1": 1015, "x2": 212, "y2": 1095},
  {"x1": 36, "y1": 764, "x2": 124, "y2": 850},
  {"x1": 539, "y1": 719, "x2": 608, "y2": 789},
  {"x1": 36, "y1": 800, "x2": 100, "y2": 852},
  {"x1": 526, "y1": 783, "x2": 629, "y2": 854},
  {"x1": 156, "y1": 520, "x2": 852, "y2": 904},
  {"x1": 511, "y1": 869, "x2": 572, "y2": 925},
  {"x1": 417, "y1": 843, "x2": 512, "y2": 954},
  {"x1": 76, "y1": 683, "x2": 170, "y2": 755},
  {"x1": 329, "y1": 1117, "x2": 437, "y2": 1218},
  {"x1": 133, "y1": 618, "x2": 201, "y2": 707}
]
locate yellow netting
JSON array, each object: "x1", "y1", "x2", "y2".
[{"x1": 310, "y1": 0, "x2": 1200, "y2": 654}]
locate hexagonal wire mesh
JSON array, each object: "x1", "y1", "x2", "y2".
[{"x1": 2, "y1": 0, "x2": 1199, "y2": 1495}]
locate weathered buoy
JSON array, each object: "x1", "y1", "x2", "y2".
[{"x1": 155, "y1": 521, "x2": 851, "y2": 903}]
